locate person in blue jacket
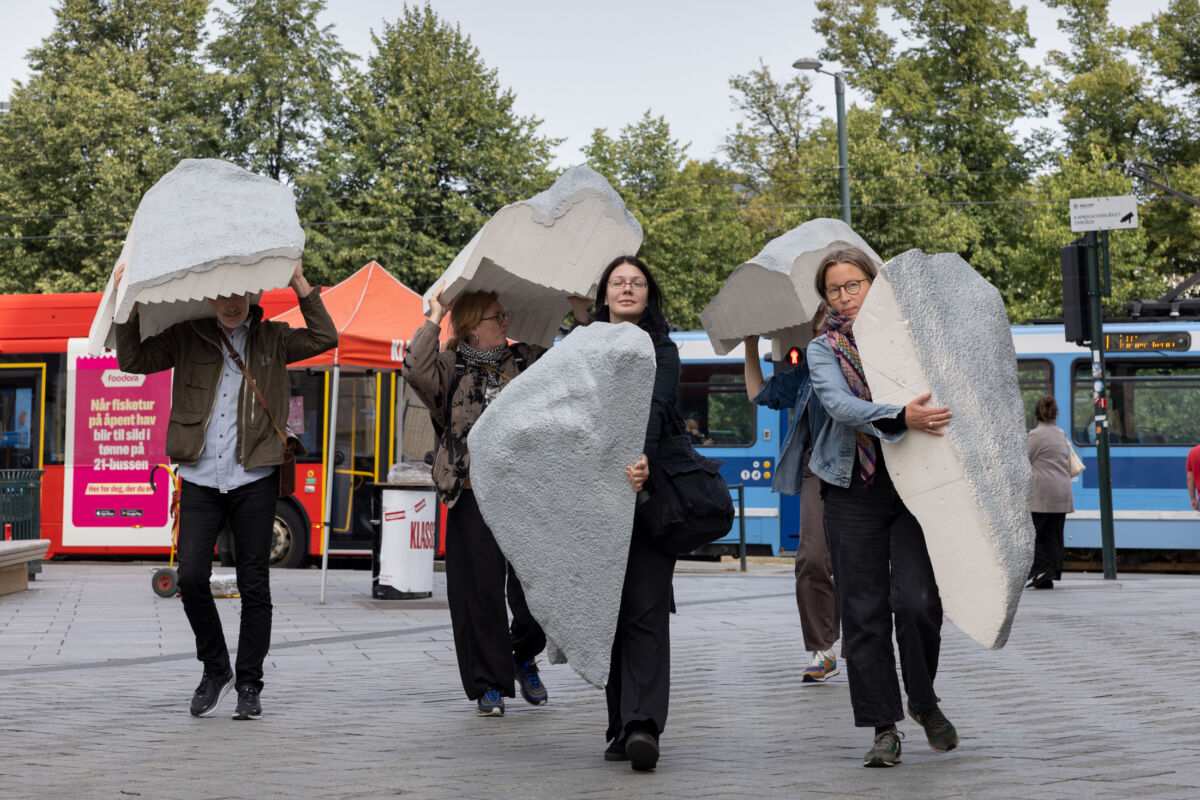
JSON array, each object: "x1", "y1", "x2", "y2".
[
  {"x1": 743, "y1": 307, "x2": 840, "y2": 685},
  {"x1": 806, "y1": 246, "x2": 956, "y2": 768}
]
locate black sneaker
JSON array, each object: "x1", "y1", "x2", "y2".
[
  {"x1": 604, "y1": 739, "x2": 629, "y2": 762},
  {"x1": 907, "y1": 703, "x2": 958, "y2": 752},
  {"x1": 190, "y1": 669, "x2": 234, "y2": 718},
  {"x1": 231, "y1": 686, "x2": 262, "y2": 720},
  {"x1": 625, "y1": 730, "x2": 659, "y2": 771},
  {"x1": 864, "y1": 727, "x2": 903, "y2": 767},
  {"x1": 514, "y1": 656, "x2": 548, "y2": 706}
]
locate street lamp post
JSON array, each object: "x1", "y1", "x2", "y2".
[{"x1": 793, "y1": 58, "x2": 850, "y2": 225}]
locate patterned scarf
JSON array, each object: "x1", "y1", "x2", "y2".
[
  {"x1": 824, "y1": 307, "x2": 877, "y2": 485},
  {"x1": 457, "y1": 341, "x2": 510, "y2": 405}
]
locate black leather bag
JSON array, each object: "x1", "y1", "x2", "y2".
[{"x1": 636, "y1": 428, "x2": 735, "y2": 555}]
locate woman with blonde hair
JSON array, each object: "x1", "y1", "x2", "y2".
[{"x1": 403, "y1": 285, "x2": 588, "y2": 717}]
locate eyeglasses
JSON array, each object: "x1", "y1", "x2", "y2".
[
  {"x1": 479, "y1": 312, "x2": 510, "y2": 324},
  {"x1": 609, "y1": 279, "x2": 648, "y2": 291},
  {"x1": 824, "y1": 279, "x2": 869, "y2": 301}
]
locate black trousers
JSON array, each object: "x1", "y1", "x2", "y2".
[
  {"x1": 1030, "y1": 512, "x2": 1066, "y2": 581},
  {"x1": 605, "y1": 521, "x2": 676, "y2": 743},
  {"x1": 445, "y1": 491, "x2": 546, "y2": 700},
  {"x1": 177, "y1": 473, "x2": 277, "y2": 691},
  {"x1": 822, "y1": 466, "x2": 943, "y2": 727}
]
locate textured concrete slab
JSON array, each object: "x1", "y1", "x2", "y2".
[
  {"x1": 854, "y1": 249, "x2": 1034, "y2": 648},
  {"x1": 701, "y1": 218, "x2": 882, "y2": 360},
  {"x1": 87, "y1": 158, "x2": 304, "y2": 354},
  {"x1": 467, "y1": 322, "x2": 656, "y2": 687},
  {"x1": 425, "y1": 165, "x2": 642, "y2": 348}
]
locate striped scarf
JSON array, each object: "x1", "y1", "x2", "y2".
[{"x1": 824, "y1": 308, "x2": 877, "y2": 485}]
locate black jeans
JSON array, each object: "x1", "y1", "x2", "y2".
[
  {"x1": 445, "y1": 491, "x2": 546, "y2": 700},
  {"x1": 822, "y1": 466, "x2": 943, "y2": 727},
  {"x1": 605, "y1": 521, "x2": 676, "y2": 743},
  {"x1": 177, "y1": 473, "x2": 277, "y2": 692}
]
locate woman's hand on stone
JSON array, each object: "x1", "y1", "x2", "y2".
[{"x1": 906, "y1": 392, "x2": 951, "y2": 436}]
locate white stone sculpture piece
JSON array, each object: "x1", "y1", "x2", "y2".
[
  {"x1": 467, "y1": 322, "x2": 657, "y2": 688},
  {"x1": 86, "y1": 158, "x2": 305, "y2": 354},
  {"x1": 701, "y1": 218, "x2": 882, "y2": 361},
  {"x1": 854, "y1": 249, "x2": 1034, "y2": 649},
  {"x1": 424, "y1": 165, "x2": 642, "y2": 349}
]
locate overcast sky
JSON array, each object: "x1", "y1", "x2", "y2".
[{"x1": 0, "y1": 0, "x2": 1170, "y2": 167}]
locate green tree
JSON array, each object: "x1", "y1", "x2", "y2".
[
  {"x1": 583, "y1": 112, "x2": 756, "y2": 330},
  {"x1": 207, "y1": 0, "x2": 351, "y2": 182},
  {"x1": 0, "y1": 0, "x2": 218, "y2": 293},
  {"x1": 297, "y1": 4, "x2": 557, "y2": 289}
]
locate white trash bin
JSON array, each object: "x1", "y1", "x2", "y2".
[{"x1": 370, "y1": 482, "x2": 437, "y2": 599}]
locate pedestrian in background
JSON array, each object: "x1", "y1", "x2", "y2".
[
  {"x1": 1027, "y1": 394, "x2": 1074, "y2": 589},
  {"x1": 115, "y1": 261, "x2": 337, "y2": 720},
  {"x1": 742, "y1": 306, "x2": 840, "y2": 684}
]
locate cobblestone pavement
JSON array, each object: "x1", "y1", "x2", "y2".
[{"x1": 1, "y1": 561, "x2": 1199, "y2": 799}]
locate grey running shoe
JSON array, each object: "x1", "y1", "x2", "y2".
[
  {"x1": 907, "y1": 703, "x2": 958, "y2": 752},
  {"x1": 864, "y1": 727, "x2": 903, "y2": 767},
  {"x1": 190, "y1": 669, "x2": 234, "y2": 717}
]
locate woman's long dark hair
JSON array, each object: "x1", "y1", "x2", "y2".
[{"x1": 592, "y1": 255, "x2": 671, "y2": 338}]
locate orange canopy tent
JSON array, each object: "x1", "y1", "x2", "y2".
[{"x1": 271, "y1": 260, "x2": 439, "y2": 369}]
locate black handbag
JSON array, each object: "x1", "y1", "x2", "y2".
[{"x1": 635, "y1": 414, "x2": 735, "y2": 555}]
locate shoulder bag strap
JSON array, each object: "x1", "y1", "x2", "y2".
[{"x1": 216, "y1": 326, "x2": 289, "y2": 447}]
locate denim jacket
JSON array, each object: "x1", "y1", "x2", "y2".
[
  {"x1": 805, "y1": 334, "x2": 907, "y2": 488},
  {"x1": 752, "y1": 363, "x2": 827, "y2": 495}
]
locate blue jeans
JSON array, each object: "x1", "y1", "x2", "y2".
[
  {"x1": 177, "y1": 473, "x2": 277, "y2": 691},
  {"x1": 822, "y1": 465, "x2": 943, "y2": 727}
]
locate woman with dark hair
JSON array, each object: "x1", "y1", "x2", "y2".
[
  {"x1": 1027, "y1": 394, "x2": 1073, "y2": 589},
  {"x1": 403, "y1": 285, "x2": 588, "y2": 718},
  {"x1": 805, "y1": 247, "x2": 958, "y2": 768},
  {"x1": 592, "y1": 255, "x2": 680, "y2": 772}
]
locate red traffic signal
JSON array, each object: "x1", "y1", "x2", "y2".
[{"x1": 787, "y1": 347, "x2": 801, "y2": 366}]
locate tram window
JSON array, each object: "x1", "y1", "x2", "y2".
[
  {"x1": 677, "y1": 364, "x2": 755, "y2": 447},
  {"x1": 1072, "y1": 359, "x2": 1200, "y2": 445},
  {"x1": 1016, "y1": 359, "x2": 1052, "y2": 430},
  {"x1": 287, "y1": 371, "x2": 325, "y2": 463}
]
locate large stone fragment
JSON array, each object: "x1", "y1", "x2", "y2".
[
  {"x1": 425, "y1": 165, "x2": 642, "y2": 348},
  {"x1": 467, "y1": 322, "x2": 656, "y2": 687},
  {"x1": 701, "y1": 218, "x2": 882, "y2": 360},
  {"x1": 854, "y1": 249, "x2": 1034, "y2": 649},
  {"x1": 87, "y1": 158, "x2": 304, "y2": 354}
]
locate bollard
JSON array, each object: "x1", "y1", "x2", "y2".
[{"x1": 3, "y1": 523, "x2": 10, "y2": 541}]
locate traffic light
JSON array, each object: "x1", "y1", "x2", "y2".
[
  {"x1": 787, "y1": 347, "x2": 801, "y2": 366},
  {"x1": 1060, "y1": 238, "x2": 1092, "y2": 345}
]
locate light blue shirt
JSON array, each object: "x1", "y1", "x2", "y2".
[
  {"x1": 178, "y1": 320, "x2": 274, "y2": 493},
  {"x1": 805, "y1": 334, "x2": 907, "y2": 488}
]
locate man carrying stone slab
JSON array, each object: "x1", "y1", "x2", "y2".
[{"x1": 114, "y1": 260, "x2": 337, "y2": 721}]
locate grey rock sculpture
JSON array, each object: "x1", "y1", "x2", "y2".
[
  {"x1": 701, "y1": 218, "x2": 882, "y2": 361},
  {"x1": 854, "y1": 249, "x2": 1034, "y2": 649},
  {"x1": 87, "y1": 158, "x2": 304, "y2": 354},
  {"x1": 425, "y1": 165, "x2": 642, "y2": 349},
  {"x1": 467, "y1": 322, "x2": 657, "y2": 687}
]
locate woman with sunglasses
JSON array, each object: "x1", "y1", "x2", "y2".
[
  {"x1": 404, "y1": 286, "x2": 588, "y2": 718},
  {"x1": 805, "y1": 247, "x2": 958, "y2": 768},
  {"x1": 588, "y1": 255, "x2": 679, "y2": 772}
]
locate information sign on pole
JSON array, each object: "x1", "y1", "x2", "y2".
[{"x1": 1070, "y1": 195, "x2": 1139, "y2": 232}]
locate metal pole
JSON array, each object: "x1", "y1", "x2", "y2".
[
  {"x1": 834, "y1": 73, "x2": 850, "y2": 226},
  {"x1": 1085, "y1": 231, "x2": 1117, "y2": 579},
  {"x1": 319, "y1": 365, "x2": 342, "y2": 604},
  {"x1": 737, "y1": 484, "x2": 747, "y2": 572}
]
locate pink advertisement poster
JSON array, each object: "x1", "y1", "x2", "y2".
[{"x1": 72, "y1": 355, "x2": 171, "y2": 528}]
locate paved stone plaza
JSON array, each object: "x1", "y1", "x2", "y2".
[{"x1": 1, "y1": 561, "x2": 1198, "y2": 799}]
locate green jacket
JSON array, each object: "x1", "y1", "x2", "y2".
[{"x1": 115, "y1": 290, "x2": 338, "y2": 468}]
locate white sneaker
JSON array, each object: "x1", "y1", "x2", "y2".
[{"x1": 802, "y1": 649, "x2": 839, "y2": 682}]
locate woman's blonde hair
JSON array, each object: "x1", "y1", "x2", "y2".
[{"x1": 446, "y1": 291, "x2": 500, "y2": 350}]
